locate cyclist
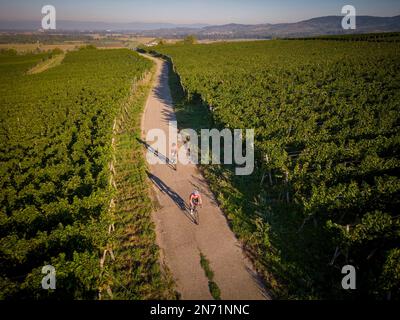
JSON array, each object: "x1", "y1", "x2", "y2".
[
  {"x1": 189, "y1": 190, "x2": 202, "y2": 215},
  {"x1": 170, "y1": 143, "x2": 178, "y2": 169}
]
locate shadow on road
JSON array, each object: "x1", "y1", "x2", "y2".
[
  {"x1": 153, "y1": 62, "x2": 173, "y2": 108},
  {"x1": 161, "y1": 108, "x2": 176, "y2": 123},
  {"x1": 146, "y1": 171, "x2": 196, "y2": 224},
  {"x1": 137, "y1": 138, "x2": 176, "y2": 171}
]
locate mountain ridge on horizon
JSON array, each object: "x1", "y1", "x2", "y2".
[
  {"x1": 135, "y1": 15, "x2": 400, "y2": 39},
  {"x1": 1, "y1": 15, "x2": 400, "y2": 39}
]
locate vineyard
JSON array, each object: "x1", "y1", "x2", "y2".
[
  {"x1": 285, "y1": 32, "x2": 400, "y2": 42},
  {"x1": 153, "y1": 40, "x2": 400, "y2": 299},
  {"x1": 0, "y1": 48, "x2": 175, "y2": 299}
]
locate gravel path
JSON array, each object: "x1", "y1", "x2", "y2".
[{"x1": 141, "y1": 55, "x2": 269, "y2": 300}]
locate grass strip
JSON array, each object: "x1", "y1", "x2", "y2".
[{"x1": 200, "y1": 253, "x2": 221, "y2": 300}]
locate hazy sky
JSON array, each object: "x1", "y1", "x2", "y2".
[{"x1": 0, "y1": 0, "x2": 399, "y2": 24}]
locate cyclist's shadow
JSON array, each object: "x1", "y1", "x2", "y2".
[
  {"x1": 137, "y1": 138, "x2": 175, "y2": 170},
  {"x1": 146, "y1": 171, "x2": 195, "y2": 223}
]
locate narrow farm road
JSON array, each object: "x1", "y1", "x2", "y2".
[{"x1": 141, "y1": 55, "x2": 269, "y2": 300}]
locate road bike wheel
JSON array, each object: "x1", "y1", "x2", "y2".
[{"x1": 194, "y1": 207, "x2": 199, "y2": 225}]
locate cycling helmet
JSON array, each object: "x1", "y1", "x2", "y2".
[{"x1": 193, "y1": 190, "x2": 200, "y2": 196}]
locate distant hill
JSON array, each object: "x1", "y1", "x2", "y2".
[
  {"x1": 136, "y1": 15, "x2": 400, "y2": 39},
  {"x1": 1, "y1": 15, "x2": 399, "y2": 39}
]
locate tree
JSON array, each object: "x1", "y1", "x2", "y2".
[{"x1": 183, "y1": 35, "x2": 197, "y2": 45}]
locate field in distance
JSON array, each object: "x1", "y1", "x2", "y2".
[{"x1": 0, "y1": 33, "x2": 165, "y2": 52}]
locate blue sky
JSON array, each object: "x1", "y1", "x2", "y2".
[{"x1": 0, "y1": 0, "x2": 399, "y2": 24}]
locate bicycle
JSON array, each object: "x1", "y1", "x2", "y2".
[
  {"x1": 190, "y1": 203, "x2": 201, "y2": 225},
  {"x1": 169, "y1": 155, "x2": 177, "y2": 171},
  {"x1": 170, "y1": 144, "x2": 178, "y2": 171}
]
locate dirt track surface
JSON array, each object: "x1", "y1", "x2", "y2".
[{"x1": 141, "y1": 55, "x2": 269, "y2": 300}]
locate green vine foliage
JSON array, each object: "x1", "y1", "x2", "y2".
[
  {"x1": 155, "y1": 39, "x2": 400, "y2": 299},
  {"x1": 0, "y1": 48, "x2": 152, "y2": 299}
]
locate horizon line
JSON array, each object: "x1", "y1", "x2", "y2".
[{"x1": 1, "y1": 14, "x2": 399, "y2": 27}]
